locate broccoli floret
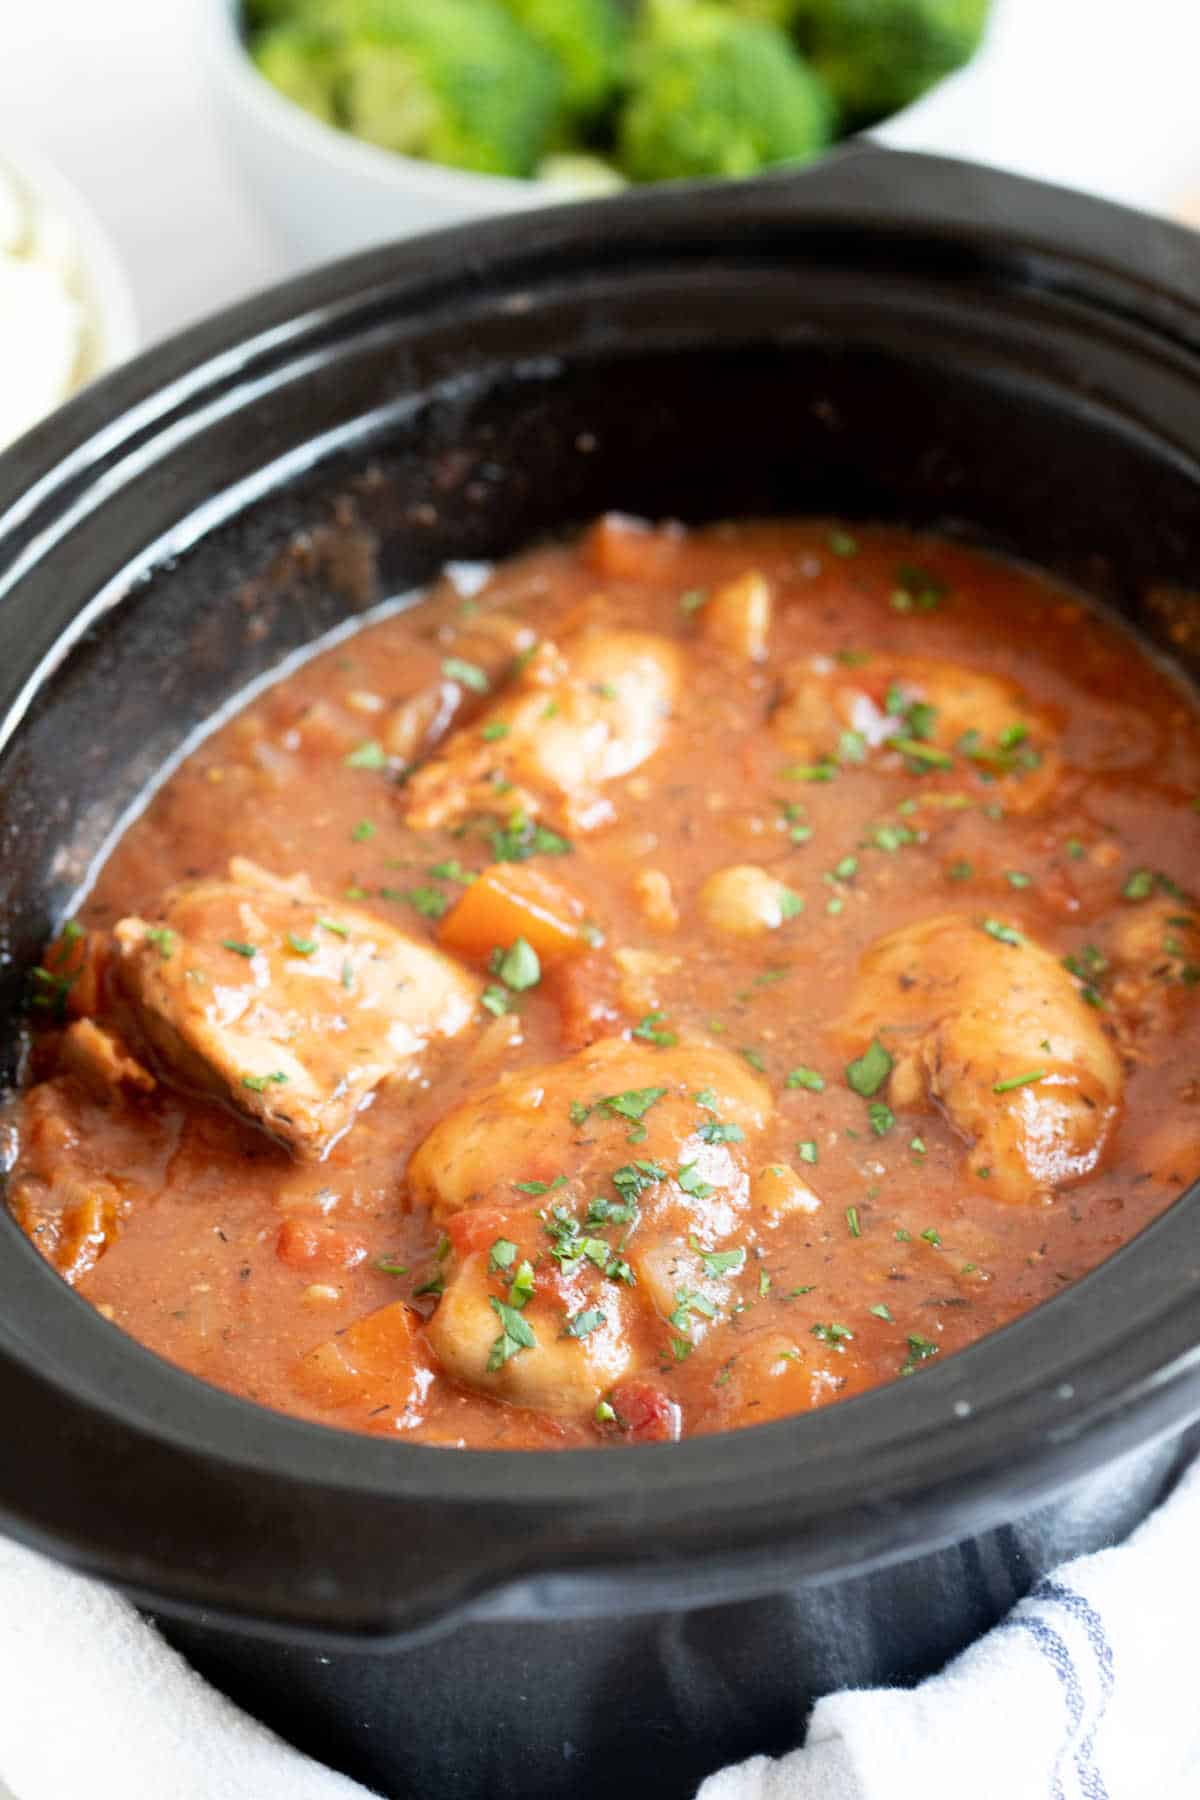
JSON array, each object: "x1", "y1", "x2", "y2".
[
  {"x1": 793, "y1": 0, "x2": 991, "y2": 124},
  {"x1": 618, "y1": 3, "x2": 835, "y2": 184},
  {"x1": 251, "y1": 24, "x2": 342, "y2": 126},
  {"x1": 498, "y1": 0, "x2": 628, "y2": 122},
  {"x1": 248, "y1": 1, "x2": 563, "y2": 178}
]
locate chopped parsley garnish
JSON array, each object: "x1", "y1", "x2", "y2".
[
  {"x1": 910, "y1": 1137, "x2": 927, "y2": 1156},
  {"x1": 508, "y1": 1260, "x2": 535, "y2": 1309},
  {"x1": 1066, "y1": 837, "x2": 1085, "y2": 860},
  {"x1": 221, "y1": 939, "x2": 257, "y2": 958},
  {"x1": 286, "y1": 933, "x2": 317, "y2": 956},
  {"x1": 345, "y1": 740, "x2": 388, "y2": 770},
  {"x1": 679, "y1": 588, "x2": 709, "y2": 613},
  {"x1": 870, "y1": 824, "x2": 916, "y2": 853},
  {"x1": 317, "y1": 916, "x2": 350, "y2": 938},
  {"x1": 740, "y1": 1046, "x2": 766, "y2": 1072},
  {"x1": 846, "y1": 1039, "x2": 893, "y2": 1098},
  {"x1": 595, "y1": 1399, "x2": 617, "y2": 1423},
  {"x1": 948, "y1": 859, "x2": 974, "y2": 881},
  {"x1": 481, "y1": 720, "x2": 511, "y2": 742},
  {"x1": 786, "y1": 1066, "x2": 825, "y2": 1092},
  {"x1": 598, "y1": 1086, "x2": 667, "y2": 1125},
  {"x1": 402, "y1": 886, "x2": 451, "y2": 921},
  {"x1": 480, "y1": 985, "x2": 509, "y2": 1016},
  {"x1": 831, "y1": 855, "x2": 858, "y2": 882},
  {"x1": 1122, "y1": 868, "x2": 1154, "y2": 901},
  {"x1": 633, "y1": 1010, "x2": 678, "y2": 1048},
  {"x1": 828, "y1": 529, "x2": 859, "y2": 558},
  {"x1": 693, "y1": 1241, "x2": 746, "y2": 1279},
  {"x1": 900, "y1": 1332, "x2": 940, "y2": 1375},
  {"x1": 783, "y1": 761, "x2": 837, "y2": 784},
  {"x1": 981, "y1": 918, "x2": 1025, "y2": 947},
  {"x1": 1005, "y1": 870, "x2": 1033, "y2": 889},
  {"x1": 490, "y1": 814, "x2": 572, "y2": 863},
  {"x1": 920, "y1": 1227, "x2": 941, "y2": 1246},
  {"x1": 494, "y1": 937, "x2": 541, "y2": 992},
  {"x1": 838, "y1": 729, "x2": 867, "y2": 766},
  {"x1": 568, "y1": 1099, "x2": 592, "y2": 1127},
  {"x1": 514, "y1": 1177, "x2": 564, "y2": 1196},
  {"x1": 241, "y1": 1071, "x2": 288, "y2": 1092},
  {"x1": 563, "y1": 1308, "x2": 606, "y2": 1340},
  {"x1": 797, "y1": 1139, "x2": 818, "y2": 1165},
  {"x1": 846, "y1": 1206, "x2": 862, "y2": 1238},
  {"x1": 341, "y1": 958, "x2": 355, "y2": 992},
  {"x1": 698, "y1": 1119, "x2": 744, "y2": 1145},
  {"x1": 442, "y1": 656, "x2": 490, "y2": 693},
  {"x1": 376, "y1": 1259, "x2": 409, "y2": 1276},
  {"x1": 428, "y1": 859, "x2": 475, "y2": 884},
  {"x1": 694, "y1": 1087, "x2": 717, "y2": 1110},
  {"x1": 758, "y1": 1269, "x2": 772, "y2": 1298},
  {"x1": 893, "y1": 737, "x2": 953, "y2": 771},
  {"x1": 677, "y1": 1162, "x2": 715, "y2": 1199},
  {"x1": 868, "y1": 1101, "x2": 895, "y2": 1137},
  {"x1": 869, "y1": 1302, "x2": 893, "y2": 1322},
  {"x1": 811, "y1": 1321, "x2": 854, "y2": 1345},
  {"x1": 145, "y1": 926, "x2": 176, "y2": 960},
  {"x1": 779, "y1": 888, "x2": 806, "y2": 919},
  {"x1": 489, "y1": 1238, "x2": 518, "y2": 1273},
  {"x1": 487, "y1": 1297, "x2": 536, "y2": 1370},
  {"x1": 671, "y1": 1337, "x2": 693, "y2": 1361},
  {"x1": 993, "y1": 1068, "x2": 1046, "y2": 1094},
  {"x1": 351, "y1": 819, "x2": 376, "y2": 842},
  {"x1": 891, "y1": 564, "x2": 946, "y2": 612}
]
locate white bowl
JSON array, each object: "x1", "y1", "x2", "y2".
[
  {"x1": 204, "y1": 0, "x2": 1000, "y2": 268},
  {"x1": 0, "y1": 142, "x2": 138, "y2": 447}
]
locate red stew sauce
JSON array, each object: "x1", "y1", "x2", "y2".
[{"x1": 6, "y1": 517, "x2": 1200, "y2": 1448}]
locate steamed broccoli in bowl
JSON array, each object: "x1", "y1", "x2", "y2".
[{"x1": 242, "y1": 0, "x2": 991, "y2": 185}]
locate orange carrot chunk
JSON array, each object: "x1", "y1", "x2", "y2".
[{"x1": 438, "y1": 863, "x2": 589, "y2": 967}]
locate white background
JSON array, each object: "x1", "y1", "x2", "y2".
[{"x1": 3, "y1": 0, "x2": 1200, "y2": 349}]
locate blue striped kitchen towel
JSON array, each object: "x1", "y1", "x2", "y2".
[{"x1": 699, "y1": 1455, "x2": 1200, "y2": 1800}]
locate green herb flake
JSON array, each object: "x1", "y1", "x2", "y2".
[
  {"x1": 893, "y1": 737, "x2": 953, "y2": 771},
  {"x1": 405, "y1": 886, "x2": 451, "y2": 921},
  {"x1": 1005, "y1": 871, "x2": 1033, "y2": 889},
  {"x1": 981, "y1": 918, "x2": 1025, "y2": 947},
  {"x1": 488, "y1": 1238, "x2": 518, "y2": 1273},
  {"x1": 868, "y1": 1101, "x2": 895, "y2": 1137},
  {"x1": 786, "y1": 1066, "x2": 825, "y2": 1092},
  {"x1": 948, "y1": 859, "x2": 974, "y2": 881},
  {"x1": 910, "y1": 1137, "x2": 927, "y2": 1156},
  {"x1": 838, "y1": 729, "x2": 867, "y2": 766},
  {"x1": 564, "y1": 1308, "x2": 606, "y2": 1341},
  {"x1": 429, "y1": 859, "x2": 476, "y2": 884},
  {"x1": 599, "y1": 1085, "x2": 668, "y2": 1125},
  {"x1": 346, "y1": 740, "x2": 388, "y2": 770},
  {"x1": 993, "y1": 1068, "x2": 1046, "y2": 1094},
  {"x1": 481, "y1": 720, "x2": 511, "y2": 742},
  {"x1": 1122, "y1": 868, "x2": 1155, "y2": 902},
  {"x1": 496, "y1": 937, "x2": 541, "y2": 992},
  {"x1": 920, "y1": 1227, "x2": 942, "y2": 1246},
  {"x1": 480, "y1": 985, "x2": 509, "y2": 1016},
  {"x1": 487, "y1": 1297, "x2": 537, "y2": 1370},
  {"x1": 633, "y1": 1010, "x2": 678, "y2": 1048},
  {"x1": 900, "y1": 1332, "x2": 940, "y2": 1375},
  {"x1": 679, "y1": 588, "x2": 709, "y2": 614},
  {"x1": 698, "y1": 1118, "x2": 744, "y2": 1145},
  {"x1": 351, "y1": 819, "x2": 376, "y2": 843},
  {"x1": 846, "y1": 1039, "x2": 893, "y2": 1098},
  {"x1": 797, "y1": 1139, "x2": 818, "y2": 1165},
  {"x1": 145, "y1": 926, "x2": 176, "y2": 961},
  {"x1": 317, "y1": 916, "x2": 350, "y2": 939},
  {"x1": 287, "y1": 933, "x2": 317, "y2": 956},
  {"x1": 678, "y1": 1162, "x2": 715, "y2": 1199},
  {"x1": 442, "y1": 657, "x2": 490, "y2": 693},
  {"x1": 221, "y1": 939, "x2": 257, "y2": 958},
  {"x1": 828, "y1": 529, "x2": 859, "y2": 558},
  {"x1": 811, "y1": 1321, "x2": 854, "y2": 1345},
  {"x1": 595, "y1": 1399, "x2": 617, "y2": 1423},
  {"x1": 869, "y1": 1302, "x2": 893, "y2": 1322},
  {"x1": 341, "y1": 958, "x2": 356, "y2": 993},
  {"x1": 740, "y1": 1046, "x2": 766, "y2": 1073},
  {"x1": 241, "y1": 1070, "x2": 289, "y2": 1092},
  {"x1": 376, "y1": 1259, "x2": 409, "y2": 1276},
  {"x1": 779, "y1": 888, "x2": 806, "y2": 920},
  {"x1": 758, "y1": 1268, "x2": 772, "y2": 1298},
  {"x1": 846, "y1": 1205, "x2": 862, "y2": 1238},
  {"x1": 783, "y1": 761, "x2": 837, "y2": 784},
  {"x1": 508, "y1": 1260, "x2": 536, "y2": 1309},
  {"x1": 694, "y1": 1243, "x2": 746, "y2": 1279},
  {"x1": 1066, "y1": 837, "x2": 1085, "y2": 860}
]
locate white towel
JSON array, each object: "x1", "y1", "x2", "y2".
[{"x1": 0, "y1": 1456, "x2": 1198, "y2": 1800}]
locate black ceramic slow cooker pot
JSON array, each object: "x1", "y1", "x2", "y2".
[{"x1": 2, "y1": 147, "x2": 1200, "y2": 1800}]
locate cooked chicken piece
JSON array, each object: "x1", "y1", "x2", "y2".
[
  {"x1": 382, "y1": 611, "x2": 537, "y2": 765},
  {"x1": 773, "y1": 653, "x2": 1060, "y2": 812},
  {"x1": 409, "y1": 1036, "x2": 773, "y2": 1420},
  {"x1": 111, "y1": 858, "x2": 479, "y2": 1160},
  {"x1": 698, "y1": 864, "x2": 802, "y2": 937},
  {"x1": 698, "y1": 570, "x2": 772, "y2": 663},
  {"x1": 841, "y1": 912, "x2": 1122, "y2": 1201},
  {"x1": 1106, "y1": 897, "x2": 1200, "y2": 1045},
  {"x1": 58, "y1": 1018, "x2": 154, "y2": 1101},
  {"x1": 404, "y1": 628, "x2": 681, "y2": 834}
]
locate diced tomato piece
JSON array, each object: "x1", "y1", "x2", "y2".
[
  {"x1": 276, "y1": 1217, "x2": 368, "y2": 1272},
  {"x1": 546, "y1": 951, "x2": 623, "y2": 1052},
  {"x1": 582, "y1": 514, "x2": 685, "y2": 580},
  {"x1": 609, "y1": 1380, "x2": 683, "y2": 1443},
  {"x1": 438, "y1": 863, "x2": 588, "y2": 968},
  {"x1": 443, "y1": 1206, "x2": 514, "y2": 1257},
  {"x1": 293, "y1": 1300, "x2": 432, "y2": 1411}
]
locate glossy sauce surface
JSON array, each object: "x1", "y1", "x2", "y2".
[{"x1": 8, "y1": 518, "x2": 1200, "y2": 1448}]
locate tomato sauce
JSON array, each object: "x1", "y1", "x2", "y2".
[{"x1": 7, "y1": 518, "x2": 1200, "y2": 1448}]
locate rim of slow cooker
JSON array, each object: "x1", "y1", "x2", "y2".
[{"x1": 2, "y1": 146, "x2": 1200, "y2": 1644}]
